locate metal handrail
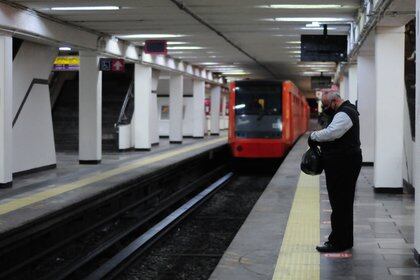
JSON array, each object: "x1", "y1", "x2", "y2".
[{"x1": 115, "y1": 81, "x2": 134, "y2": 128}]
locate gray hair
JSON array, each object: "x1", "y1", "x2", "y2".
[{"x1": 324, "y1": 91, "x2": 341, "y2": 102}]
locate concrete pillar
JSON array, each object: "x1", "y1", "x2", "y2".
[
  {"x1": 192, "y1": 80, "x2": 205, "y2": 138},
  {"x1": 134, "y1": 64, "x2": 152, "y2": 150},
  {"x1": 0, "y1": 35, "x2": 13, "y2": 187},
  {"x1": 169, "y1": 74, "x2": 183, "y2": 143},
  {"x1": 221, "y1": 92, "x2": 228, "y2": 130},
  {"x1": 373, "y1": 27, "x2": 405, "y2": 192},
  {"x1": 357, "y1": 54, "x2": 376, "y2": 164},
  {"x1": 339, "y1": 74, "x2": 349, "y2": 100},
  {"x1": 210, "y1": 86, "x2": 221, "y2": 135},
  {"x1": 150, "y1": 70, "x2": 160, "y2": 145},
  {"x1": 414, "y1": 0, "x2": 420, "y2": 262},
  {"x1": 348, "y1": 64, "x2": 358, "y2": 105},
  {"x1": 79, "y1": 51, "x2": 102, "y2": 164}
]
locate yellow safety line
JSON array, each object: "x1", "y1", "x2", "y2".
[
  {"x1": 0, "y1": 137, "x2": 227, "y2": 216},
  {"x1": 272, "y1": 172, "x2": 320, "y2": 280}
]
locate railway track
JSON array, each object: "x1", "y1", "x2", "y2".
[{"x1": 0, "y1": 146, "x2": 229, "y2": 280}]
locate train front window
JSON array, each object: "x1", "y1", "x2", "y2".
[{"x1": 234, "y1": 85, "x2": 282, "y2": 139}]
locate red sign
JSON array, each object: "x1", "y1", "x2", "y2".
[
  {"x1": 112, "y1": 59, "x2": 125, "y2": 72},
  {"x1": 144, "y1": 40, "x2": 167, "y2": 55}
]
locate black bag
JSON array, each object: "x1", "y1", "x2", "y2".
[{"x1": 301, "y1": 147, "x2": 323, "y2": 175}]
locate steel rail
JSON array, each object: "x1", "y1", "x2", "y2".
[{"x1": 85, "y1": 172, "x2": 234, "y2": 280}]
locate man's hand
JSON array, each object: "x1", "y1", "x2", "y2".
[{"x1": 308, "y1": 133, "x2": 319, "y2": 148}]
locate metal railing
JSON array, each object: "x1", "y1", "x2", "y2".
[{"x1": 115, "y1": 81, "x2": 134, "y2": 128}]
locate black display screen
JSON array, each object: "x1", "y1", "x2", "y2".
[{"x1": 301, "y1": 35, "x2": 348, "y2": 62}]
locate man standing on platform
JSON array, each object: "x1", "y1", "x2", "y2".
[{"x1": 309, "y1": 91, "x2": 362, "y2": 253}]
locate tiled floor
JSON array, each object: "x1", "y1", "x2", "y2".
[
  {"x1": 320, "y1": 167, "x2": 419, "y2": 279},
  {"x1": 2, "y1": 135, "x2": 224, "y2": 200}
]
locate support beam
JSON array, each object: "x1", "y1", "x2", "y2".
[
  {"x1": 348, "y1": 64, "x2": 358, "y2": 105},
  {"x1": 414, "y1": 0, "x2": 420, "y2": 263},
  {"x1": 0, "y1": 35, "x2": 13, "y2": 187},
  {"x1": 373, "y1": 27, "x2": 405, "y2": 192},
  {"x1": 150, "y1": 70, "x2": 160, "y2": 145},
  {"x1": 339, "y1": 74, "x2": 349, "y2": 100},
  {"x1": 221, "y1": 92, "x2": 228, "y2": 130},
  {"x1": 169, "y1": 74, "x2": 184, "y2": 143},
  {"x1": 134, "y1": 64, "x2": 152, "y2": 150},
  {"x1": 79, "y1": 51, "x2": 102, "y2": 164},
  {"x1": 357, "y1": 54, "x2": 376, "y2": 164},
  {"x1": 210, "y1": 86, "x2": 221, "y2": 135},
  {"x1": 192, "y1": 80, "x2": 205, "y2": 138}
]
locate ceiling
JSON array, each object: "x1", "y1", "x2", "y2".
[{"x1": 10, "y1": 0, "x2": 361, "y2": 95}]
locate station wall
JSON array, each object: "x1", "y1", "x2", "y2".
[
  {"x1": 403, "y1": 89, "x2": 415, "y2": 188},
  {"x1": 12, "y1": 41, "x2": 57, "y2": 174},
  {"x1": 157, "y1": 97, "x2": 194, "y2": 136}
]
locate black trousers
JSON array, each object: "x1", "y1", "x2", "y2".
[{"x1": 323, "y1": 151, "x2": 362, "y2": 248}]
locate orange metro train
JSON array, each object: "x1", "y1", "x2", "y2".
[{"x1": 228, "y1": 80, "x2": 309, "y2": 158}]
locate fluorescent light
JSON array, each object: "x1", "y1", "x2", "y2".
[
  {"x1": 166, "y1": 42, "x2": 189, "y2": 45},
  {"x1": 288, "y1": 50, "x2": 301, "y2": 54},
  {"x1": 118, "y1": 34, "x2": 185, "y2": 39},
  {"x1": 287, "y1": 41, "x2": 301, "y2": 44},
  {"x1": 259, "y1": 4, "x2": 349, "y2": 9},
  {"x1": 306, "y1": 22, "x2": 321, "y2": 28},
  {"x1": 222, "y1": 71, "x2": 250, "y2": 76},
  {"x1": 167, "y1": 46, "x2": 204, "y2": 50},
  {"x1": 51, "y1": 6, "x2": 120, "y2": 11},
  {"x1": 59, "y1": 47, "x2": 72, "y2": 51},
  {"x1": 301, "y1": 27, "x2": 338, "y2": 30},
  {"x1": 275, "y1": 17, "x2": 350, "y2": 22},
  {"x1": 196, "y1": 62, "x2": 220, "y2": 65}
]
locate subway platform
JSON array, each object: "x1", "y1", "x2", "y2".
[
  {"x1": 0, "y1": 135, "x2": 227, "y2": 276},
  {"x1": 210, "y1": 135, "x2": 419, "y2": 280}
]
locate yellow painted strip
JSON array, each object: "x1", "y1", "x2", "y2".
[
  {"x1": 272, "y1": 172, "x2": 320, "y2": 280},
  {"x1": 0, "y1": 137, "x2": 227, "y2": 216}
]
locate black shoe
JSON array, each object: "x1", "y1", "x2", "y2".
[{"x1": 315, "y1": 242, "x2": 350, "y2": 253}]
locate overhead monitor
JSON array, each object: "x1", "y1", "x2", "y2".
[
  {"x1": 144, "y1": 40, "x2": 167, "y2": 55},
  {"x1": 301, "y1": 35, "x2": 347, "y2": 62},
  {"x1": 311, "y1": 76, "x2": 333, "y2": 89}
]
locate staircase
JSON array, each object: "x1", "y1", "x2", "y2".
[{"x1": 52, "y1": 65, "x2": 133, "y2": 152}]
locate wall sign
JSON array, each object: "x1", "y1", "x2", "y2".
[
  {"x1": 53, "y1": 56, "x2": 80, "y2": 71},
  {"x1": 99, "y1": 58, "x2": 125, "y2": 72}
]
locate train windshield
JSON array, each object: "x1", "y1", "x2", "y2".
[{"x1": 234, "y1": 84, "x2": 282, "y2": 139}]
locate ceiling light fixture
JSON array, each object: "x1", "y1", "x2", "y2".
[
  {"x1": 118, "y1": 34, "x2": 185, "y2": 39},
  {"x1": 306, "y1": 22, "x2": 321, "y2": 28},
  {"x1": 51, "y1": 6, "x2": 120, "y2": 11},
  {"x1": 301, "y1": 27, "x2": 338, "y2": 30},
  {"x1": 59, "y1": 47, "x2": 72, "y2": 51},
  {"x1": 167, "y1": 46, "x2": 205, "y2": 50},
  {"x1": 259, "y1": 4, "x2": 349, "y2": 9},
  {"x1": 275, "y1": 17, "x2": 351, "y2": 22}
]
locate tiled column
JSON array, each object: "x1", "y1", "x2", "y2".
[
  {"x1": 414, "y1": 0, "x2": 420, "y2": 262},
  {"x1": 339, "y1": 74, "x2": 349, "y2": 100},
  {"x1": 357, "y1": 52, "x2": 376, "y2": 164},
  {"x1": 0, "y1": 34, "x2": 13, "y2": 187},
  {"x1": 192, "y1": 80, "x2": 205, "y2": 138},
  {"x1": 134, "y1": 64, "x2": 152, "y2": 150},
  {"x1": 150, "y1": 70, "x2": 160, "y2": 145},
  {"x1": 373, "y1": 26, "x2": 405, "y2": 192},
  {"x1": 221, "y1": 92, "x2": 228, "y2": 129},
  {"x1": 210, "y1": 86, "x2": 221, "y2": 135},
  {"x1": 79, "y1": 51, "x2": 102, "y2": 164},
  {"x1": 348, "y1": 64, "x2": 358, "y2": 105},
  {"x1": 169, "y1": 74, "x2": 183, "y2": 143}
]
